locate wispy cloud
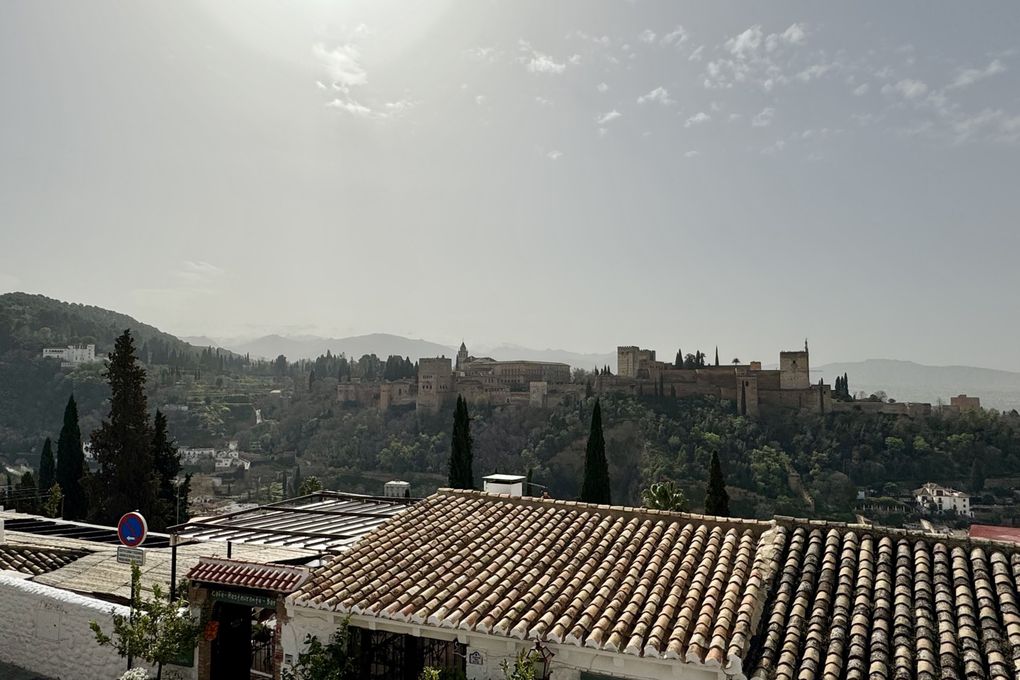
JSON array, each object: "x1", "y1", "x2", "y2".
[
  {"x1": 176, "y1": 260, "x2": 225, "y2": 284},
  {"x1": 326, "y1": 97, "x2": 414, "y2": 120},
  {"x1": 882, "y1": 78, "x2": 928, "y2": 100},
  {"x1": 325, "y1": 98, "x2": 373, "y2": 117},
  {"x1": 752, "y1": 107, "x2": 775, "y2": 127},
  {"x1": 519, "y1": 41, "x2": 568, "y2": 75},
  {"x1": 546, "y1": 150, "x2": 563, "y2": 160},
  {"x1": 796, "y1": 62, "x2": 836, "y2": 82},
  {"x1": 596, "y1": 82, "x2": 610, "y2": 93},
  {"x1": 948, "y1": 59, "x2": 1006, "y2": 89},
  {"x1": 684, "y1": 112, "x2": 711, "y2": 127},
  {"x1": 853, "y1": 83, "x2": 870, "y2": 96},
  {"x1": 704, "y1": 23, "x2": 813, "y2": 91},
  {"x1": 637, "y1": 86, "x2": 674, "y2": 105},
  {"x1": 689, "y1": 45, "x2": 705, "y2": 62},
  {"x1": 684, "y1": 150, "x2": 701, "y2": 158},
  {"x1": 638, "y1": 29, "x2": 656, "y2": 44},
  {"x1": 661, "y1": 26, "x2": 688, "y2": 47},
  {"x1": 465, "y1": 46, "x2": 499, "y2": 63},
  {"x1": 597, "y1": 110, "x2": 622, "y2": 125},
  {"x1": 313, "y1": 43, "x2": 367, "y2": 90}
]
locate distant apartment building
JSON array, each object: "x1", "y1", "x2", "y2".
[
  {"x1": 41, "y1": 343, "x2": 97, "y2": 368},
  {"x1": 915, "y1": 482, "x2": 972, "y2": 516}
]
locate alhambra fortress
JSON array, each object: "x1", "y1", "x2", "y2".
[{"x1": 337, "y1": 342, "x2": 945, "y2": 417}]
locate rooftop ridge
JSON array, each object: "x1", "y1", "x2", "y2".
[
  {"x1": 436, "y1": 488, "x2": 773, "y2": 534},
  {"x1": 772, "y1": 513, "x2": 1020, "y2": 553}
]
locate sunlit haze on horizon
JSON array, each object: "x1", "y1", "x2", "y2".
[{"x1": 1, "y1": 1, "x2": 1019, "y2": 368}]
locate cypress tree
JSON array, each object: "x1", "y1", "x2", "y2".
[
  {"x1": 675, "y1": 349, "x2": 683, "y2": 369},
  {"x1": 448, "y1": 396, "x2": 474, "y2": 489},
  {"x1": 89, "y1": 330, "x2": 159, "y2": 524},
  {"x1": 56, "y1": 394, "x2": 87, "y2": 520},
  {"x1": 152, "y1": 410, "x2": 189, "y2": 529},
  {"x1": 705, "y1": 451, "x2": 730, "y2": 516},
  {"x1": 714, "y1": 347, "x2": 720, "y2": 367},
  {"x1": 580, "y1": 399, "x2": 611, "y2": 504},
  {"x1": 38, "y1": 437, "x2": 56, "y2": 493}
]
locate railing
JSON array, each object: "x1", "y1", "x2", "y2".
[{"x1": 251, "y1": 634, "x2": 274, "y2": 678}]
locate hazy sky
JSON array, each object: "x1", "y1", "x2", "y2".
[{"x1": 1, "y1": 2, "x2": 1019, "y2": 368}]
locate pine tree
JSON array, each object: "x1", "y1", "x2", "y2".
[
  {"x1": 448, "y1": 396, "x2": 474, "y2": 489},
  {"x1": 56, "y1": 394, "x2": 87, "y2": 520},
  {"x1": 38, "y1": 437, "x2": 56, "y2": 493},
  {"x1": 580, "y1": 399, "x2": 611, "y2": 504},
  {"x1": 152, "y1": 410, "x2": 189, "y2": 529},
  {"x1": 89, "y1": 330, "x2": 159, "y2": 525},
  {"x1": 705, "y1": 451, "x2": 730, "y2": 516}
]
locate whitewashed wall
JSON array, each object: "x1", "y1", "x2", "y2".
[
  {"x1": 285, "y1": 606, "x2": 725, "y2": 680},
  {"x1": 0, "y1": 572, "x2": 160, "y2": 680}
]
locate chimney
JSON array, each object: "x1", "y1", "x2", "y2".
[
  {"x1": 483, "y1": 474, "x2": 527, "y2": 498},
  {"x1": 384, "y1": 481, "x2": 411, "y2": 498}
]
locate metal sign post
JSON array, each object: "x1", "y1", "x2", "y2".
[{"x1": 117, "y1": 511, "x2": 148, "y2": 672}]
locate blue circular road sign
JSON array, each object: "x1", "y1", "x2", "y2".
[{"x1": 117, "y1": 512, "x2": 148, "y2": 548}]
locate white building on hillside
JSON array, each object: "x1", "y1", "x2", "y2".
[
  {"x1": 41, "y1": 344, "x2": 97, "y2": 368},
  {"x1": 915, "y1": 482, "x2": 972, "y2": 516}
]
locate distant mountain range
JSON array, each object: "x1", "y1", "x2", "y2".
[
  {"x1": 815, "y1": 359, "x2": 1020, "y2": 411},
  {"x1": 4, "y1": 293, "x2": 1020, "y2": 411},
  {"x1": 183, "y1": 334, "x2": 620, "y2": 369},
  {"x1": 181, "y1": 333, "x2": 457, "y2": 363}
]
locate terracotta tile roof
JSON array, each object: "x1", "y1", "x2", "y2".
[
  {"x1": 746, "y1": 522, "x2": 1020, "y2": 680},
  {"x1": 291, "y1": 489, "x2": 778, "y2": 672},
  {"x1": 0, "y1": 543, "x2": 89, "y2": 576},
  {"x1": 187, "y1": 557, "x2": 309, "y2": 593},
  {"x1": 292, "y1": 491, "x2": 1020, "y2": 678}
]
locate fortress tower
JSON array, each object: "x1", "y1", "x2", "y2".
[
  {"x1": 456, "y1": 342, "x2": 469, "y2": 371},
  {"x1": 779, "y1": 342, "x2": 810, "y2": 390}
]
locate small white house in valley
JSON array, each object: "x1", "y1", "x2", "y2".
[{"x1": 914, "y1": 482, "x2": 972, "y2": 516}]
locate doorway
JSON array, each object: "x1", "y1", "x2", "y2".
[{"x1": 210, "y1": 602, "x2": 251, "y2": 680}]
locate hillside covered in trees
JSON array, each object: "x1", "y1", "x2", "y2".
[{"x1": 250, "y1": 376, "x2": 1020, "y2": 523}]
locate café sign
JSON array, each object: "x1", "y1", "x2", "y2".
[{"x1": 210, "y1": 589, "x2": 277, "y2": 609}]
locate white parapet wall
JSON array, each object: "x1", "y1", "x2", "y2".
[{"x1": 0, "y1": 572, "x2": 156, "y2": 679}]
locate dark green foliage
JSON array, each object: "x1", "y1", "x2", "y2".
[
  {"x1": 56, "y1": 394, "x2": 88, "y2": 520},
  {"x1": 642, "y1": 480, "x2": 688, "y2": 511},
  {"x1": 675, "y1": 349, "x2": 683, "y2": 369},
  {"x1": 283, "y1": 622, "x2": 356, "y2": 680},
  {"x1": 152, "y1": 410, "x2": 189, "y2": 529},
  {"x1": 448, "y1": 396, "x2": 474, "y2": 489},
  {"x1": 970, "y1": 457, "x2": 986, "y2": 493},
  {"x1": 705, "y1": 451, "x2": 730, "y2": 516},
  {"x1": 15, "y1": 471, "x2": 38, "y2": 513},
  {"x1": 89, "y1": 330, "x2": 160, "y2": 525},
  {"x1": 382, "y1": 355, "x2": 415, "y2": 381},
  {"x1": 89, "y1": 562, "x2": 200, "y2": 680},
  {"x1": 38, "y1": 437, "x2": 55, "y2": 492},
  {"x1": 580, "y1": 399, "x2": 611, "y2": 504}
]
